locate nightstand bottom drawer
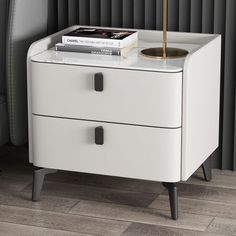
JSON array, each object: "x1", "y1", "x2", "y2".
[{"x1": 32, "y1": 115, "x2": 181, "y2": 182}]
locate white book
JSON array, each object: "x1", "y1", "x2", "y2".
[{"x1": 62, "y1": 27, "x2": 138, "y2": 48}]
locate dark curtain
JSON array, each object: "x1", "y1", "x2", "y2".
[
  {"x1": 0, "y1": 0, "x2": 9, "y2": 97},
  {"x1": 48, "y1": 0, "x2": 236, "y2": 170}
]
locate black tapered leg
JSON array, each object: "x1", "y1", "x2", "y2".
[
  {"x1": 201, "y1": 155, "x2": 212, "y2": 182},
  {"x1": 32, "y1": 168, "x2": 57, "y2": 201},
  {"x1": 162, "y1": 182, "x2": 178, "y2": 220}
]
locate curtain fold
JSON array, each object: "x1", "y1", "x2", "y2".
[
  {"x1": 100, "y1": 0, "x2": 111, "y2": 27},
  {"x1": 190, "y1": 0, "x2": 202, "y2": 33},
  {"x1": 48, "y1": 0, "x2": 236, "y2": 170},
  {"x1": 123, "y1": 0, "x2": 134, "y2": 28},
  {"x1": 0, "y1": 0, "x2": 9, "y2": 96},
  {"x1": 179, "y1": 0, "x2": 191, "y2": 32},
  {"x1": 224, "y1": 0, "x2": 236, "y2": 170}
]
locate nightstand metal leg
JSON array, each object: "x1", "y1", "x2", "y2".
[
  {"x1": 202, "y1": 155, "x2": 212, "y2": 182},
  {"x1": 162, "y1": 182, "x2": 178, "y2": 220},
  {"x1": 32, "y1": 168, "x2": 57, "y2": 201}
]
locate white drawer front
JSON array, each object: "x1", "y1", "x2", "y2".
[
  {"x1": 31, "y1": 62, "x2": 182, "y2": 128},
  {"x1": 32, "y1": 115, "x2": 181, "y2": 182}
]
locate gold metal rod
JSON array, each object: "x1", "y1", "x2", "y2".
[
  {"x1": 163, "y1": 0, "x2": 168, "y2": 58},
  {"x1": 140, "y1": 0, "x2": 188, "y2": 59}
]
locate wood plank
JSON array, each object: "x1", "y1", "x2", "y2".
[
  {"x1": 24, "y1": 181, "x2": 158, "y2": 207},
  {"x1": 186, "y1": 170, "x2": 236, "y2": 189},
  {"x1": 69, "y1": 200, "x2": 213, "y2": 231},
  {"x1": 150, "y1": 195, "x2": 236, "y2": 219},
  {"x1": 0, "y1": 170, "x2": 32, "y2": 182},
  {"x1": 211, "y1": 169, "x2": 236, "y2": 177},
  {"x1": 0, "y1": 176, "x2": 31, "y2": 192},
  {"x1": 0, "y1": 205, "x2": 130, "y2": 236},
  {"x1": 207, "y1": 217, "x2": 236, "y2": 235},
  {"x1": 195, "y1": 168, "x2": 236, "y2": 177},
  {"x1": 0, "y1": 221, "x2": 93, "y2": 236},
  {"x1": 164, "y1": 183, "x2": 236, "y2": 204},
  {"x1": 0, "y1": 167, "x2": 79, "y2": 214},
  {"x1": 0, "y1": 191, "x2": 79, "y2": 213},
  {"x1": 47, "y1": 171, "x2": 165, "y2": 194},
  {"x1": 122, "y1": 223, "x2": 229, "y2": 236}
]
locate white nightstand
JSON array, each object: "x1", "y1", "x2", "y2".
[{"x1": 27, "y1": 26, "x2": 221, "y2": 220}]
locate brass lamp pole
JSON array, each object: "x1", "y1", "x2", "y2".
[{"x1": 141, "y1": 0, "x2": 188, "y2": 59}]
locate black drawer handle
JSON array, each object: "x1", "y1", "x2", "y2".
[
  {"x1": 95, "y1": 126, "x2": 104, "y2": 145},
  {"x1": 94, "y1": 72, "x2": 103, "y2": 92}
]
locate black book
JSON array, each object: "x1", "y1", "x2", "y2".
[{"x1": 62, "y1": 27, "x2": 138, "y2": 48}]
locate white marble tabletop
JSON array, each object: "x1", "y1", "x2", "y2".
[{"x1": 31, "y1": 40, "x2": 200, "y2": 73}]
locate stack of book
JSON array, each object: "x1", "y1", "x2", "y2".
[{"x1": 55, "y1": 27, "x2": 138, "y2": 56}]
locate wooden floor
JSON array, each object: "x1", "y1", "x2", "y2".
[{"x1": 1, "y1": 145, "x2": 236, "y2": 236}]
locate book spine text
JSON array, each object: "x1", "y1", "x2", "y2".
[
  {"x1": 56, "y1": 44, "x2": 121, "y2": 56},
  {"x1": 62, "y1": 36, "x2": 122, "y2": 48}
]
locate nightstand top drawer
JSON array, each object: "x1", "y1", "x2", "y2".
[{"x1": 31, "y1": 62, "x2": 182, "y2": 128}]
